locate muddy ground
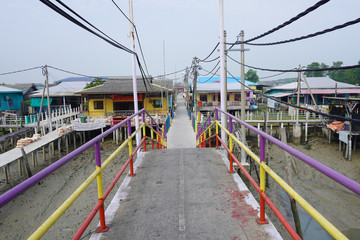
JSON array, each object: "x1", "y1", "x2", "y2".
[
  {"x1": 243, "y1": 132, "x2": 360, "y2": 240},
  {"x1": 0, "y1": 130, "x2": 359, "y2": 239},
  {"x1": 0, "y1": 137, "x2": 132, "y2": 240}
]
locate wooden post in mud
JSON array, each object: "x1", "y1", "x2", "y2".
[
  {"x1": 280, "y1": 128, "x2": 303, "y2": 238},
  {"x1": 21, "y1": 148, "x2": 33, "y2": 178}
]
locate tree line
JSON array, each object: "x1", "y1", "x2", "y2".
[{"x1": 305, "y1": 60, "x2": 360, "y2": 85}]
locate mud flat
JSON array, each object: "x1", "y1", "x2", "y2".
[
  {"x1": 246, "y1": 136, "x2": 360, "y2": 240},
  {"x1": 0, "y1": 139, "x2": 131, "y2": 239}
]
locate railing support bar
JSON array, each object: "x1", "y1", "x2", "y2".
[{"x1": 257, "y1": 136, "x2": 269, "y2": 224}]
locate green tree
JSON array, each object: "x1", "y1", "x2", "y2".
[
  {"x1": 304, "y1": 62, "x2": 328, "y2": 77},
  {"x1": 245, "y1": 69, "x2": 259, "y2": 83},
  {"x1": 84, "y1": 78, "x2": 104, "y2": 89}
]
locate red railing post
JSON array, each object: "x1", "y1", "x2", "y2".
[
  {"x1": 257, "y1": 136, "x2": 269, "y2": 224},
  {"x1": 94, "y1": 141, "x2": 109, "y2": 233}
]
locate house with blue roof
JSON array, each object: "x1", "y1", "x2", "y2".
[
  {"x1": 0, "y1": 86, "x2": 23, "y2": 114},
  {"x1": 192, "y1": 77, "x2": 257, "y2": 113}
]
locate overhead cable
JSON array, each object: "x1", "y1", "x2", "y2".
[
  {"x1": 198, "y1": 43, "x2": 220, "y2": 62},
  {"x1": 153, "y1": 68, "x2": 188, "y2": 79},
  {"x1": 47, "y1": 66, "x2": 102, "y2": 78},
  {"x1": 227, "y1": 54, "x2": 360, "y2": 73},
  {"x1": 226, "y1": 69, "x2": 360, "y2": 126},
  {"x1": 40, "y1": 0, "x2": 135, "y2": 54},
  {"x1": 241, "y1": 17, "x2": 360, "y2": 46},
  {"x1": 111, "y1": 0, "x2": 150, "y2": 76},
  {"x1": 0, "y1": 66, "x2": 43, "y2": 76},
  {"x1": 244, "y1": 0, "x2": 330, "y2": 43}
]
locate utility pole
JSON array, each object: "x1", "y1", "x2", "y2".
[
  {"x1": 239, "y1": 30, "x2": 247, "y2": 164},
  {"x1": 184, "y1": 66, "x2": 189, "y2": 102},
  {"x1": 129, "y1": 0, "x2": 140, "y2": 147},
  {"x1": 192, "y1": 57, "x2": 198, "y2": 115},
  {"x1": 161, "y1": 40, "x2": 165, "y2": 119},
  {"x1": 296, "y1": 65, "x2": 301, "y2": 125},
  {"x1": 37, "y1": 65, "x2": 52, "y2": 133},
  {"x1": 219, "y1": 0, "x2": 227, "y2": 144}
]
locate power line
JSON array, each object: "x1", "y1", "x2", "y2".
[
  {"x1": 226, "y1": 69, "x2": 360, "y2": 126},
  {"x1": 153, "y1": 68, "x2": 188, "y2": 79},
  {"x1": 110, "y1": 0, "x2": 150, "y2": 76},
  {"x1": 242, "y1": 17, "x2": 360, "y2": 46},
  {"x1": 199, "y1": 67, "x2": 220, "y2": 83},
  {"x1": 198, "y1": 42, "x2": 220, "y2": 62},
  {"x1": 199, "y1": 56, "x2": 220, "y2": 63},
  {"x1": 227, "y1": 54, "x2": 360, "y2": 73},
  {"x1": 244, "y1": 0, "x2": 330, "y2": 43},
  {"x1": 40, "y1": 0, "x2": 135, "y2": 54},
  {"x1": 47, "y1": 66, "x2": 102, "y2": 78},
  {"x1": 0, "y1": 66, "x2": 43, "y2": 76},
  {"x1": 199, "y1": 61, "x2": 220, "y2": 77}
]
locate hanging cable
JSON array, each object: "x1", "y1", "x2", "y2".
[
  {"x1": 47, "y1": 66, "x2": 103, "y2": 78},
  {"x1": 153, "y1": 68, "x2": 188, "y2": 79},
  {"x1": 40, "y1": 0, "x2": 135, "y2": 54},
  {"x1": 198, "y1": 42, "x2": 220, "y2": 62},
  {"x1": 199, "y1": 67, "x2": 221, "y2": 83},
  {"x1": 243, "y1": 0, "x2": 330, "y2": 43},
  {"x1": 240, "y1": 17, "x2": 360, "y2": 46},
  {"x1": 227, "y1": 54, "x2": 360, "y2": 73},
  {"x1": 226, "y1": 69, "x2": 360, "y2": 125},
  {"x1": 110, "y1": 0, "x2": 150, "y2": 77},
  {"x1": 198, "y1": 61, "x2": 220, "y2": 77},
  {"x1": 0, "y1": 66, "x2": 43, "y2": 76}
]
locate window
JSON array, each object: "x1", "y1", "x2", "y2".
[
  {"x1": 212, "y1": 94, "x2": 216, "y2": 102},
  {"x1": 152, "y1": 99, "x2": 162, "y2": 108},
  {"x1": 8, "y1": 98, "x2": 13, "y2": 107},
  {"x1": 93, "y1": 100, "x2": 104, "y2": 110},
  {"x1": 227, "y1": 94, "x2": 230, "y2": 101},
  {"x1": 200, "y1": 94, "x2": 207, "y2": 101},
  {"x1": 234, "y1": 94, "x2": 241, "y2": 101}
]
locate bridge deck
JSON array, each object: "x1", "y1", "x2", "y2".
[{"x1": 90, "y1": 95, "x2": 282, "y2": 240}]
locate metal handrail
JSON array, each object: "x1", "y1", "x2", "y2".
[{"x1": 195, "y1": 107, "x2": 359, "y2": 240}]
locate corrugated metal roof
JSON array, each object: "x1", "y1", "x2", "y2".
[
  {"x1": 0, "y1": 86, "x2": 23, "y2": 93},
  {"x1": 270, "y1": 77, "x2": 359, "y2": 90},
  {"x1": 197, "y1": 82, "x2": 252, "y2": 92},
  {"x1": 300, "y1": 89, "x2": 360, "y2": 94},
  {"x1": 77, "y1": 78, "x2": 167, "y2": 94},
  {"x1": 198, "y1": 77, "x2": 258, "y2": 85},
  {"x1": 30, "y1": 81, "x2": 90, "y2": 97},
  {"x1": 268, "y1": 92, "x2": 294, "y2": 97}
]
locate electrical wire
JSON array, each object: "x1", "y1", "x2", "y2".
[
  {"x1": 244, "y1": 0, "x2": 330, "y2": 43},
  {"x1": 199, "y1": 67, "x2": 220, "y2": 83},
  {"x1": 242, "y1": 17, "x2": 360, "y2": 46},
  {"x1": 227, "y1": 54, "x2": 360, "y2": 73},
  {"x1": 110, "y1": 0, "x2": 150, "y2": 77},
  {"x1": 199, "y1": 61, "x2": 220, "y2": 77},
  {"x1": 226, "y1": 69, "x2": 360, "y2": 125},
  {"x1": 153, "y1": 68, "x2": 188, "y2": 79},
  {"x1": 47, "y1": 66, "x2": 102, "y2": 78},
  {"x1": 40, "y1": 0, "x2": 135, "y2": 54},
  {"x1": 0, "y1": 66, "x2": 43, "y2": 76},
  {"x1": 198, "y1": 42, "x2": 220, "y2": 62}
]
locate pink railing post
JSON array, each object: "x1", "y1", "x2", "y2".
[
  {"x1": 95, "y1": 141, "x2": 109, "y2": 232},
  {"x1": 257, "y1": 136, "x2": 269, "y2": 224}
]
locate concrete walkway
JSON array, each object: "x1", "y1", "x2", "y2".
[
  {"x1": 167, "y1": 94, "x2": 196, "y2": 149},
  {"x1": 90, "y1": 94, "x2": 282, "y2": 240}
]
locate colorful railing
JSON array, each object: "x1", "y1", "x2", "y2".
[
  {"x1": 195, "y1": 107, "x2": 360, "y2": 240},
  {"x1": 0, "y1": 109, "x2": 169, "y2": 239}
]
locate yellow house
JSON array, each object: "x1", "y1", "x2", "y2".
[{"x1": 77, "y1": 77, "x2": 172, "y2": 117}]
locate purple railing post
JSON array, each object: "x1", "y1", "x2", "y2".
[
  {"x1": 156, "y1": 123, "x2": 159, "y2": 149},
  {"x1": 215, "y1": 108, "x2": 218, "y2": 121},
  {"x1": 257, "y1": 136, "x2": 269, "y2": 224},
  {"x1": 94, "y1": 141, "x2": 109, "y2": 232},
  {"x1": 228, "y1": 116, "x2": 235, "y2": 173}
]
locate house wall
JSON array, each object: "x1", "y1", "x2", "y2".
[
  {"x1": 0, "y1": 92, "x2": 23, "y2": 112},
  {"x1": 144, "y1": 97, "x2": 168, "y2": 113},
  {"x1": 196, "y1": 92, "x2": 254, "y2": 105},
  {"x1": 88, "y1": 98, "x2": 114, "y2": 117}
]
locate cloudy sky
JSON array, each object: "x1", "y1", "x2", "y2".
[{"x1": 0, "y1": 0, "x2": 359, "y2": 84}]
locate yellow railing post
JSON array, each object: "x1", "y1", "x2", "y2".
[
  {"x1": 257, "y1": 136, "x2": 269, "y2": 224},
  {"x1": 209, "y1": 126, "x2": 212, "y2": 148}
]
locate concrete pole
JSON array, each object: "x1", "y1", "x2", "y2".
[
  {"x1": 44, "y1": 65, "x2": 53, "y2": 131},
  {"x1": 240, "y1": 30, "x2": 247, "y2": 164},
  {"x1": 193, "y1": 57, "x2": 198, "y2": 116},
  {"x1": 219, "y1": 0, "x2": 227, "y2": 144},
  {"x1": 296, "y1": 65, "x2": 301, "y2": 125},
  {"x1": 129, "y1": 0, "x2": 140, "y2": 147}
]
